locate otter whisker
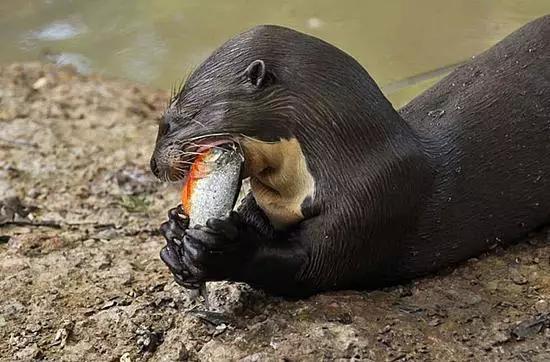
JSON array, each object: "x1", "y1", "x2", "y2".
[
  {"x1": 179, "y1": 151, "x2": 205, "y2": 156},
  {"x1": 171, "y1": 167, "x2": 188, "y2": 174},
  {"x1": 190, "y1": 119, "x2": 207, "y2": 128},
  {"x1": 188, "y1": 142, "x2": 233, "y2": 151},
  {"x1": 184, "y1": 133, "x2": 234, "y2": 142},
  {"x1": 162, "y1": 169, "x2": 171, "y2": 183},
  {"x1": 169, "y1": 151, "x2": 199, "y2": 160},
  {"x1": 173, "y1": 161, "x2": 194, "y2": 166},
  {"x1": 239, "y1": 133, "x2": 278, "y2": 144}
]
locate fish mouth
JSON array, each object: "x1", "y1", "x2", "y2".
[{"x1": 165, "y1": 136, "x2": 236, "y2": 182}]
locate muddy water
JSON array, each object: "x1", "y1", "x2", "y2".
[{"x1": 1, "y1": 1, "x2": 549, "y2": 106}]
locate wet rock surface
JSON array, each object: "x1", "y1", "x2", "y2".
[{"x1": 1, "y1": 63, "x2": 549, "y2": 361}]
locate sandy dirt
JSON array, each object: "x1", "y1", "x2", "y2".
[{"x1": 0, "y1": 62, "x2": 549, "y2": 361}]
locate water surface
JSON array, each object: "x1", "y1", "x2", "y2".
[{"x1": 1, "y1": 1, "x2": 549, "y2": 106}]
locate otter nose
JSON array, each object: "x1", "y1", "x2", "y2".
[{"x1": 150, "y1": 157, "x2": 160, "y2": 177}]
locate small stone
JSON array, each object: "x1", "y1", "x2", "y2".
[
  {"x1": 535, "y1": 299, "x2": 548, "y2": 314},
  {"x1": 32, "y1": 77, "x2": 48, "y2": 90},
  {"x1": 14, "y1": 344, "x2": 43, "y2": 360},
  {"x1": 120, "y1": 352, "x2": 132, "y2": 362},
  {"x1": 82, "y1": 239, "x2": 97, "y2": 248},
  {"x1": 510, "y1": 269, "x2": 528, "y2": 285},
  {"x1": 26, "y1": 323, "x2": 42, "y2": 333},
  {"x1": 52, "y1": 327, "x2": 69, "y2": 348},
  {"x1": 428, "y1": 318, "x2": 441, "y2": 327},
  {"x1": 511, "y1": 316, "x2": 546, "y2": 340}
]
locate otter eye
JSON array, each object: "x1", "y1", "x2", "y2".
[{"x1": 245, "y1": 59, "x2": 267, "y2": 88}]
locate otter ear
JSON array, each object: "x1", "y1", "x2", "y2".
[{"x1": 245, "y1": 60, "x2": 267, "y2": 88}]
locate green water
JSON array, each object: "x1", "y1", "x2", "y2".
[{"x1": 1, "y1": 1, "x2": 549, "y2": 106}]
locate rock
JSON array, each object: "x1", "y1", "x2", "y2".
[
  {"x1": 151, "y1": 328, "x2": 189, "y2": 362},
  {"x1": 14, "y1": 343, "x2": 43, "y2": 360},
  {"x1": 535, "y1": 300, "x2": 548, "y2": 314},
  {"x1": 32, "y1": 77, "x2": 48, "y2": 90},
  {"x1": 26, "y1": 323, "x2": 42, "y2": 333},
  {"x1": 213, "y1": 323, "x2": 228, "y2": 336},
  {"x1": 511, "y1": 314, "x2": 549, "y2": 340},
  {"x1": 51, "y1": 321, "x2": 73, "y2": 348},
  {"x1": 120, "y1": 352, "x2": 132, "y2": 362},
  {"x1": 510, "y1": 269, "x2": 528, "y2": 285}
]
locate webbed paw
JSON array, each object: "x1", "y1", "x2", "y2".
[
  {"x1": 159, "y1": 206, "x2": 197, "y2": 288},
  {"x1": 160, "y1": 209, "x2": 254, "y2": 286}
]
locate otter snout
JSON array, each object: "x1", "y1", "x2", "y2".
[{"x1": 149, "y1": 146, "x2": 191, "y2": 182}]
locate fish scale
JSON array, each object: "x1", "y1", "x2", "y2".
[{"x1": 181, "y1": 144, "x2": 243, "y2": 307}]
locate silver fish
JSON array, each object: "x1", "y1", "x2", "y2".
[{"x1": 181, "y1": 144, "x2": 243, "y2": 307}]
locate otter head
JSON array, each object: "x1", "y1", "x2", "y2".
[{"x1": 150, "y1": 25, "x2": 423, "y2": 229}]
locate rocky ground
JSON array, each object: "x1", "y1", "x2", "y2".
[{"x1": 0, "y1": 62, "x2": 549, "y2": 361}]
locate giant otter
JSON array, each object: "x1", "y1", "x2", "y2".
[{"x1": 150, "y1": 15, "x2": 550, "y2": 297}]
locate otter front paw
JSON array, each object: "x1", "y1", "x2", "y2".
[
  {"x1": 181, "y1": 212, "x2": 255, "y2": 283},
  {"x1": 159, "y1": 206, "x2": 197, "y2": 288}
]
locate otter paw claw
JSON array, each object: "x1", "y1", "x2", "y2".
[{"x1": 159, "y1": 206, "x2": 194, "y2": 287}]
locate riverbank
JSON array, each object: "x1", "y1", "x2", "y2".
[{"x1": 1, "y1": 62, "x2": 549, "y2": 361}]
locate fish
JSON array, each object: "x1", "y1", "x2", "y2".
[{"x1": 180, "y1": 143, "x2": 243, "y2": 307}]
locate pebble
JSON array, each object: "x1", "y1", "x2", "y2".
[
  {"x1": 510, "y1": 269, "x2": 528, "y2": 285},
  {"x1": 535, "y1": 299, "x2": 548, "y2": 313},
  {"x1": 14, "y1": 344, "x2": 43, "y2": 360},
  {"x1": 213, "y1": 323, "x2": 227, "y2": 336},
  {"x1": 120, "y1": 352, "x2": 132, "y2": 362},
  {"x1": 32, "y1": 77, "x2": 48, "y2": 90},
  {"x1": 26, "y1": 323, "x2": 42, "y2": 333},
  {"x1": 52, "y1": 327, "x2": 69, "y2": 348}
]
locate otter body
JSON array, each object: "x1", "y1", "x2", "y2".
[
  {"x1": 152, "y1": 15, "x2": 550, "y2": 296},
  {"x1": 399, "y1": 20, "x2": 550, "y2": 277}
]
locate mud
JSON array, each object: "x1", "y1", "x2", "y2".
[{"x1": 0, "y1": 63, "x2": 549, "y2": 361}]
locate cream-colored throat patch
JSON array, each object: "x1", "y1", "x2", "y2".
[{"x1": 240, "y1": 137, "x2": 315, "y2": 229}]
